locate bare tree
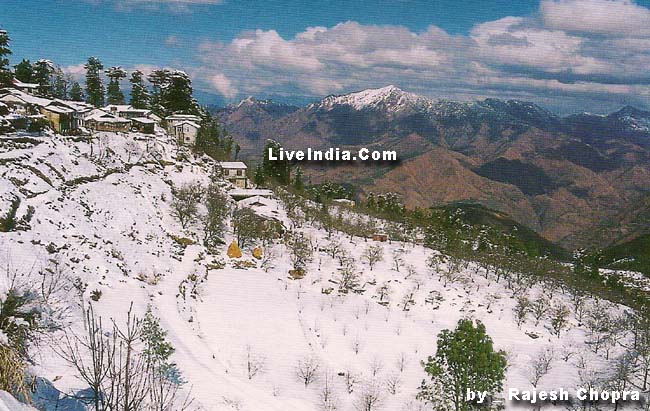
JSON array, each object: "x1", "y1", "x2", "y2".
[
  {"x1": 395, "y1": 352, "x2": 408, "y2": 373},
  {"x1": 391, "y1": 250, "x2": 404, "y2": 272},
  {"x1": 376, "y1": 282, "x2": 392, "y2": 304},
  {"x1": 363, "y1": 245, "x2": 384, "y2": 271},
  {"x1": 385, "y1": 373, "x2": 401, "y2": 395},
  {"x1": 529, "y1": 297, "x2": 549, "y2": 326},
  {"x1": 245, "y1": 345, "x2": 265, "y2": 380},
  {"x1": 528, "y1": 347, "x2": 554, "y2": 388},
  {"x1": 513, "y1": 296, "x2": 529, "y2": 328},
  {"x1": 356, "y1": 379, "x2": 383, "y2": 411},
  {"x1": 549, "y1": 303, "x2": 571, "y2": 337},
  {"x1": 369, "y1": 356, "x2": 383, "y2": 377},
  {"x1": 345, "y1": 370, "x2": 359, "y2": 394},
  {"x1": 171, "y1": 182, "x2": 202, "y2": 229},
  {"x1": 287, "y1": 232, "x2": 314, "y2": 272},
  {"x1": 319, "y1": 369, "x2": 339, "y2": 411},
  {"x1": 296, "y1": 356, "x2": 320, "y2": 387},
  {"x1": 337, "y1": 259, "x2": 362, "y2": 293}
]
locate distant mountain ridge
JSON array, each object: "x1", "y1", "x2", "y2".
[{"x1": 217, "y1": 86, "x2": 650, "y2": 250}]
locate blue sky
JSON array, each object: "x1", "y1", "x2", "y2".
[{"x1": 3, "y1": 0, "x2": 650, "y2": 113}]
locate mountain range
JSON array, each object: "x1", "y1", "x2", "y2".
[{"x1": 216, "y1": 85, "x2": 650, "y2": 250}]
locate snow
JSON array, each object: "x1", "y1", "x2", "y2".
[
  {"x1": 219, "y1": 161, "x2": 248, "y2": 169},
  {"x1": 0, "y1": 129, "x2": 642, "y2": 410},
  {"x1": 0, "y1": 391, "x2": 38, "y2": 411},
  {"x1": 310, "y1": 85, "x2": 434, "y2": 113}
]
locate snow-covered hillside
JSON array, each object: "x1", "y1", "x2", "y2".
[{"x1": 0, "y1": 130, "x2": 637, "y2": 410}]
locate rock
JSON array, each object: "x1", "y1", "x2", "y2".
[
  {"x1": 252, "y1": 246, "x2": 263, "y2": 260},
  {"x1": 227, "y1": 241, "x2": 242, "y2": 258}
]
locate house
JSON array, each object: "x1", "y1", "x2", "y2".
[
  {"x1": 165, "y1": 114, "x2": 201, "y2": 144},
  {"x1": 40, "y1": 104, "x2": 74, "y2": 134},
  {"x1": 131, "y1": 117, "x2": 155, "y2": 134},
  {"x1": 172, "y1": 120, "x2": 200, "y2": 145},
  {"x1": 52, "y1": 99, "x2": 94, "y2": 130},
  {"x1": 11, "y1": 79, "x2": 39, "y2": 93},
  {"x1": 217, "y1": 161, "x2": 249, "y2": 188},
  {"x1": 84, "y1": 109, "x2": 131, "y2": 132},
  {"x1": 103, "y1": 104, "x2": 152, "y2": 119},
  {"x1": 0, "y1": 89, "x2": 52, "y2": 115}
]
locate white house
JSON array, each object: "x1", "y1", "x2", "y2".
[
  {"x1": 217, "y1": 161, "x2": 249, "y2": 188},
  {"x1": 172, "y1": 120, "x2": 200, "y2": 145},
  {"x1": 165, "y1": 114, "x2": 201, "y2": 145}
]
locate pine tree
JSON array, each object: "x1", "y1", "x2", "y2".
[
  {"x1": 51, "y1": 67, "x2": 69, "y2": 99},
  {"x1": 418, "y1": 319, "x2": 507, "y2": 411},
  {"x1": 0, "y1": 29, "x2": 12, "y2": 88},
  {"x1": 69, "y1": 81, "x2": 84, "y2": 101},
  {"x1": 129, "y1": 69, "x2": 149, "y2": 109},
  {"x1": 261, "y1": 140, "x2": 291, "y2": 185},
  {"x1": 32, "y1": 59, "x2": 54, "y2": 97},
  {"x1": 84, "y1": 57, "x2": 105, "y2": 107},
  {"x1": 147, "y1": 69, "x2": 169, "y2": 115},
  {"x1": 13, "y1": 59, "x2": 32, "y2": 83},
  {"x1": 105, "y1": 66, "x2": 127, "y2": 105},
  {"x1": 163, "y1": 70, "x2": 198, "y2": 114}
]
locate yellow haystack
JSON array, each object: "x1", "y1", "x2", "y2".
[{"x1": 227, "y1": 241, "x2": 242, "y2": 258}]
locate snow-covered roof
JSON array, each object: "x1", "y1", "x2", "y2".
[
  {"x1": 86, "y1": 109, "x2": 131, "y2": 123},
  {"x1": 228, "y1": 188, "x2": 273, "y2": 199},
  {"x1": 166, "y1": 114, "x2": 201, "y2": 121},
  {"x1": 132, "y1": 117, "x2": 155, "y2": 124},
  {"x1": 12, "y1": 78, "x2": 38, "y2": 89},
  {"x1": 238, "y1": 195, "x2": 275, "y2": 208},
  {"x1": 219, "y1": 161, "x2": 247, "y2": 169},
  {"x1": 175, "y1": 120, "x2": 200, "y2": 129},
  {"x1": 41, "y1": 104, "x2": 74, "y2": 114},
  {"x1": 53, "y1": 99, "x2": 94, "y2": 112},
  {"x1": 0, "y1": 89, "x2": 52, "y2": 107}
]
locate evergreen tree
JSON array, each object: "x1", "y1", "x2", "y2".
[
  {"x1": 140, "y1": 307, "x2": 183, "y2": 385},
  {"x1": 194, "y1": 113, "x2": 233, "y2": 159},
  {"x1": 418, "y1": 319, "x2": 507, "y2": 411},
  {"x1": 13, "y1": 59, "x2": 33, "y2": 83},
  {"x1": 147, "y1": 69, "x2": 170, "y2": 115},
  {"x1": 84, "y1": 57, "x2": 105, "y2": 107},
  {"x1": 0, "y1": 29, "x2": 11, "y2": 88},
  {"x1": 51, "y1": 67, "x2": 69, "y2": 99},
  {"x1": 163, "y1": 70, "x2": 198, "y2": 114},
  {"x1": 261, "y1": 139, "x2": 291, "y2": 185},
  {"x1": 105, "y1": 66, "x2": 127, "y2": 105},
  {"x1": 129, "y1": 69, "x2": 149, "y2": 109},
  {"x1": 32, "y1": 59, "x2": 53, "y2": 97},
  {"x1": 69, "y1": 81, "x2": 84, "y2": 101}
]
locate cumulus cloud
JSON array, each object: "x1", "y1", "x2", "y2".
[
  {"x1": 540, "y1": 0, "x2": 650, "y2": 37},
  {"x1": 193, "y1": 0, "x2": 650, "y2": 111},
  {"x1": 208, "y1": 73, "x2": 238, "y2": 98}
]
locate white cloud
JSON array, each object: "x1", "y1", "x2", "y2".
[
  {"x1": 208, "y1": 73, "x2": 238, "y2": 98},
  {"x1": 540, "y1": 0, "x2": 650, "y2": 37}
]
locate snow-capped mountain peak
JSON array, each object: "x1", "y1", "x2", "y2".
[{"x1": 309, "y1": 85, "x2": 434, "y2": 113}]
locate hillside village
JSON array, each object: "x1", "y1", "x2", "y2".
[{"x1": 2, "y1": 26, "x2": 650, "y2": 411}]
